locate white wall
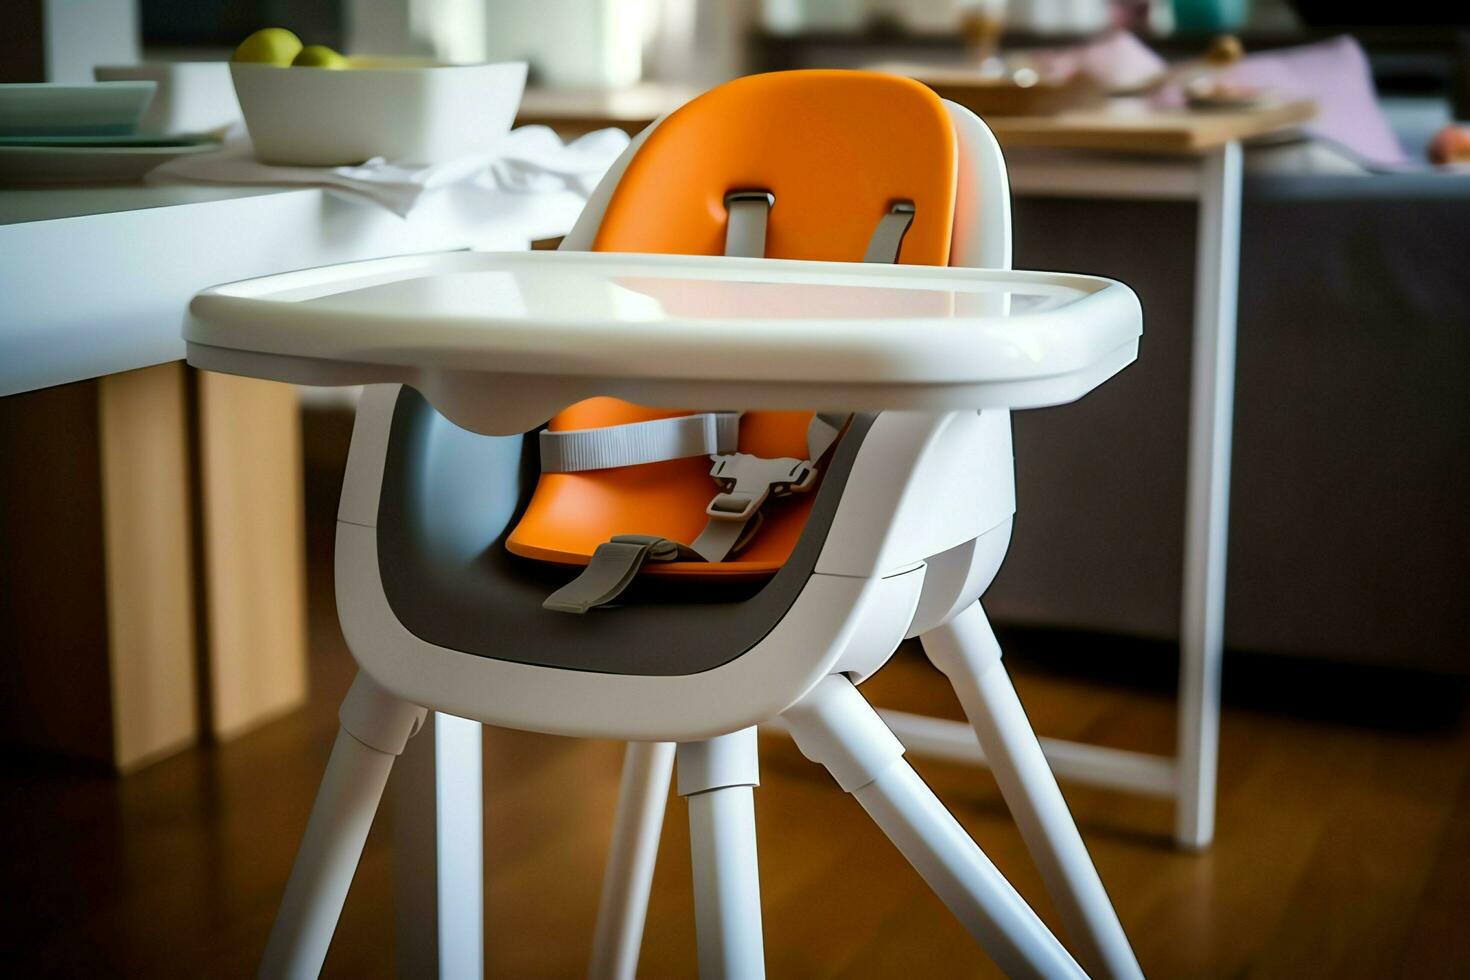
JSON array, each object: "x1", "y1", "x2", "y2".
[
  {"x1": 346, "y1": 0, "x2": 488, "y2": 63},
  {"x1": 481, "y1": 0, "x2": 647, "y2": 87},
  {"x1": 44, "y1": 0, "x2": 141, "y2": 81}
]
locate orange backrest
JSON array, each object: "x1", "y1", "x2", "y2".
[{"x1": 506, "y1": 71, "x2": 958, "y2": 576}]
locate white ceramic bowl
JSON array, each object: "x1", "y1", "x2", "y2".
[
  {"x1": 96, "y1": 63, "x2": 242, "y2": 135},
  {"x1": 230, "y1": 59, "x2": 527, "y2": 166}
]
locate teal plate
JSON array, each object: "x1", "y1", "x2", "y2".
[
  {"x1": 0, "y1": 133, "x2": 218, "y2": 148},
  {"x1": 0, "y1": 137, "x2": 220, "y2": 185}
]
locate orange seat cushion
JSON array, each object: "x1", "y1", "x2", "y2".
[{"x1": 505, "y1": 71, "x2": 957, "y2": 575}]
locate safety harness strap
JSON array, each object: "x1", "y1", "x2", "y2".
[
  {"x1": 543, "y1": 535, "x2": 700, "y2": 614},
  {"x1": 688, "y1": 411, "x2": 847, "y2": 562},
  {"x1": 688, "y1": 511, "x2": 761, "y2": 564},
  {"x1": 540, "y1": 411, "x2": 740, "y2": 473},
  {"x1": 538, "y1": 182, "x2": 886, "y2": 613},
  {"x1": 806, "y1": 411, "x2": 847, "y2": 462},
  {"x1": 724, "y1": 190, "x2": 775, "y2": 257},
  {"x1": 862, "y1": 200, "x2": 916, "y2": 264}
]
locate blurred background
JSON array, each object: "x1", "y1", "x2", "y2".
[{"x1": 3, "y1": 1, "x2": 1469, "y2": 977}]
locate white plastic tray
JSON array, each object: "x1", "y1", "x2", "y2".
[{"x1": 186, "y1": 249, "x2": 1141, "y2": 434}]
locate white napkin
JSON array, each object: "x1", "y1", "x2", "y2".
[{"x1": 148, "y1": 124, "x2": 630, "y2": 244}]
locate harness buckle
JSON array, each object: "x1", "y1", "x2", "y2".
[{"x1": 705, "y1": 452, "x2": 818, "y2": 522}]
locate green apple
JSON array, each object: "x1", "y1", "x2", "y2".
[
  {"x1": 292, "y1": 45, "x2": 349, "y2": 69},
  {"x1": 232, "y1": 28, "x2": 303, "y2": 66}
]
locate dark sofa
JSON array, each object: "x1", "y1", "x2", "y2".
[{"x1": 985, "y1": 174, "x2": 1470, "y2": 673}]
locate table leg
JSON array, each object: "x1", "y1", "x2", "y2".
[
  {"x1": 193, "y1": 370, "x2": 309, "y2": 739},
  {"x1": 391, "y1": 711, "x2": 485, "y2": 979},
  {"x1": 1175, "y1": 141, "x2": 1242, "y2": 851},
  {"x1": 1, "y1": 365, "x2": 314, "y2": 767},
  {"x1": 0, "y1": 365, "x2": 198, "y2": 771},
  {"x1": 97, "y1": 365, "x2": 199, "y2": 768}
]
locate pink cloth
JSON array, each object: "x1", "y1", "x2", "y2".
[
  {"x1": 1029, "y1": 30, "x2": 1166, "y2": 91},
  {"x1": 1036, "y1": 31, "x2": 1407, "y2": 168},
  {"x1": 1215, "y1": 35, "x2": 1407, "y2": 167}
]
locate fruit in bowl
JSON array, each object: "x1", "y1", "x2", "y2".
[
  {"x1": 232, "y1": 28, "x2": 303, "y2": 67},
  {"x1": 1428, "y1": 124, "x2": 1470, "y2": 166},
  {"x1": 292, "y1": 46, "x2": 348, "y2": 70},
  {"x1": 228, "y1": 28, "x2": 527, "y2": 166},
  {"x1": 232, "y1": 30, "x2": 352, "y2": 72}
]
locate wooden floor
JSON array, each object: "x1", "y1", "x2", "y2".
[{"x1": 4, "y1": 427, "x2": 1470, "y2": 977}]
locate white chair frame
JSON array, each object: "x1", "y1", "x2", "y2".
[{"x1": 257, "y1": 100, "x2": 1143, "y2": 980}]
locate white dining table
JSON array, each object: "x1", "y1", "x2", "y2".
[
  {"x1": 0, "y1": 182, "x2": 498, "y2": 978},
  {"x1": 1, "y1": 183, "x2": 478, "y2": 763}
]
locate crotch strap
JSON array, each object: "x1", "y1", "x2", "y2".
[{"x1": 688, "y1": 411, "x2": 846, "y2": 562}]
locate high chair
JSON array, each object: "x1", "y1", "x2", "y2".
[{"x1": 186, "y1": 70, "x2": 1144, "y2": 978}]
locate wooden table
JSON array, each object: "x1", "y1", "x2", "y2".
[
  {"x1": 517, "y1": 83, "x2": 700, "y2": 136},
  {"x1": 0, "y1": 185, "x2": 468, "y2": 771},
  {"x1": 516, "y1": 84, "x2": 1317, "y2": 851},
  {"x1": 933, "y1": 101, "x2": 1314, "y2": 853},
  {"x1": 519, "y1": 81, "x2": 1313, "y2": 151},
  {"x1": 982, "y1": 100, "x2": 1316, "y2": 153}
]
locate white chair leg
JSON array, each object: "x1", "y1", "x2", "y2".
[
  {"x1": 261, "y1": 673, "x2": 427, "y2": 980},
  {"x1": 590, "y1": 741, "x2": 676, "y2": 980},
  {"x1": 782, "y1": 675, "x2": 1084, "y2": 980},
  {"x1": 923, "y1": 602, "x2": 1142, "y2": 980},
  {"x1": 677, "y1": 729, "x2": 765, "y2": 980}
]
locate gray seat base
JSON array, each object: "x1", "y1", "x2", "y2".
[{"x1": 373, "y1": 389, "x2": 875, "y2": 677}]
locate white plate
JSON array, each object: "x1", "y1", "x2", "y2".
[
  {"x1": 0, "y1": 137, "x2": 218, "y2": 185},
  {"x1": 0, "y1": 81, "x2": 157, "y2": 137}
]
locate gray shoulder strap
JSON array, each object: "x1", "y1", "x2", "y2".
[
  {"x1": 807, "y1": 411, "x2": 848, "y2": 463},
  {"x1": 863, "y1": 200, "x2": 916, "y2": 264},
  {"x1": 541, "y1": 412, "x2": 740, "y2": 473},
  {"x1": 724, "y1": 190, "x2": 774, "y2": 258}
]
